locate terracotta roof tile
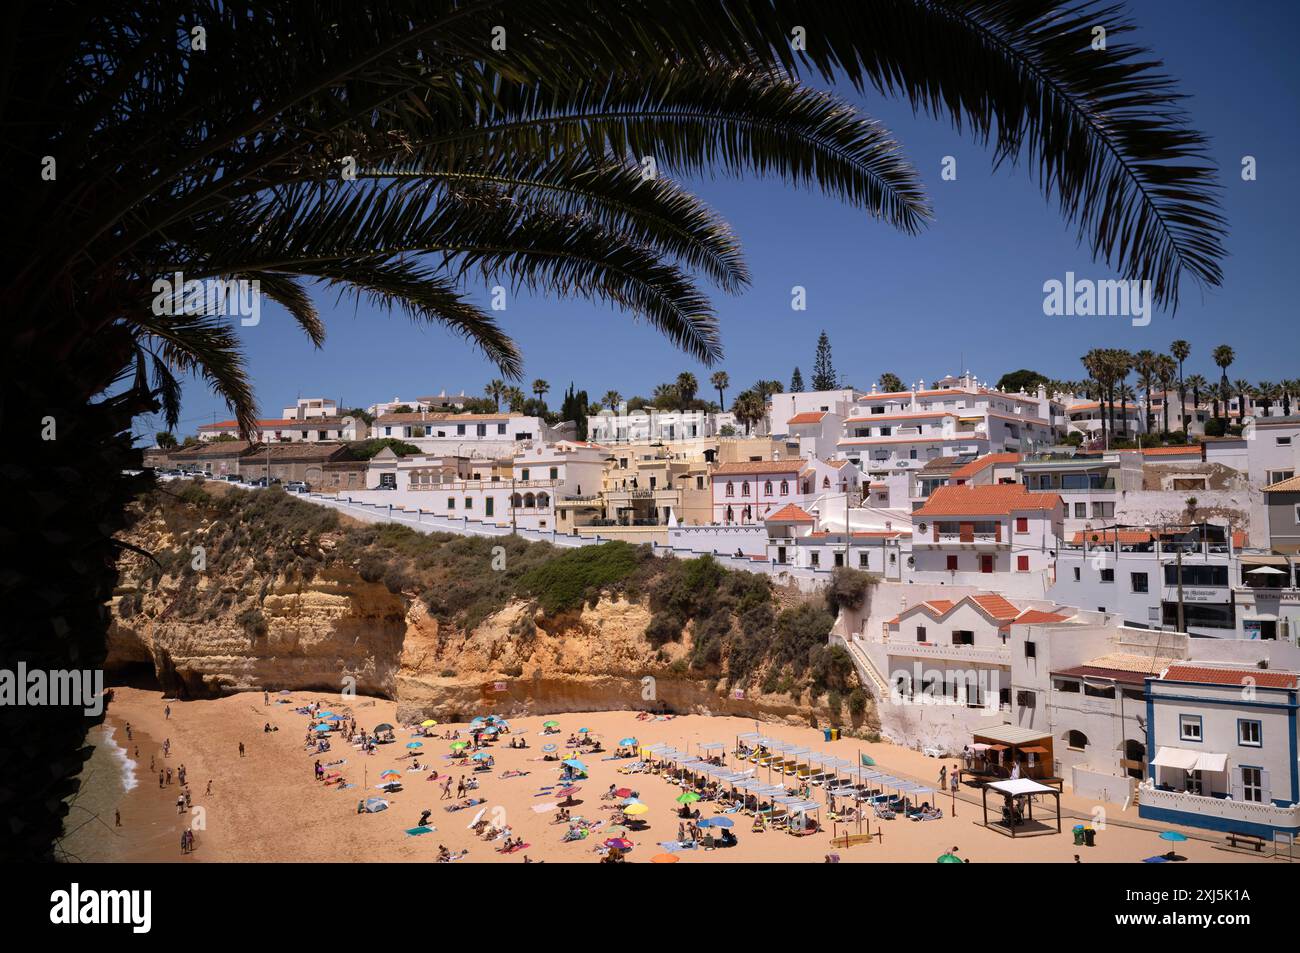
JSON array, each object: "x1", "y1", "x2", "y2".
[
  {"x1": 1161, "y1": 665, "x2": 1297, "y2": 689},
  {"x1": 712, "y1": 459, "x2": 806, "y2": 476},
  {"x1": 951, "y1": 453, "x2": 1020, "y2": 480},
  {"x1": 765, "y1": 503, "x2": 816, "y2": 523},
  {"x1": 787, "y1": 411, "x2": 828, "y2": 425},
  {"x1": 970, "y1": 594, "x2": 1020, "y2": 622},
  {"x1": 913, "y1": 483, "x2": 1061, "y2": 517}
]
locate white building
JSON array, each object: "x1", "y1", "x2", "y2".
[
  {"x1": 910, "y1": 483, "x2": 1064, "y2": 598},
  {"x1": 1140, "y1": 663, "x2": 1300, "y2": 840},
  {"x1": 767, "y1": 389, "x2": 860, "y2": 437},
  {"x1": 197, "y1": 414, "x2": 366, "y2": 443},
  {"x1": 372, "y1": 410, "x2": 556, "y2": 457},
  {"x1": 587, "y1": 406, "x2": 721, "y2": 444}
]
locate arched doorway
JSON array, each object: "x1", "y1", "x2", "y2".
[{"x1": 1123, "y1": 739, "x2": 1146, "y2": 779}]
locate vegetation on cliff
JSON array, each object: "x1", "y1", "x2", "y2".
[{"x1": 123, "y1": 483, "x2": 868, "y2": 708}]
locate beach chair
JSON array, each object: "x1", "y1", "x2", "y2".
[{"x1": 873, "y1": 802, "x2": 896, "y2": 820}]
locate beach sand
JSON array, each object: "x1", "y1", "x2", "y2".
[{"x1": 77, "y1": 686, "x2": 1268, "y2": 864}]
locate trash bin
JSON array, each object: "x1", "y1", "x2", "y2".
[
  {"x1": 823, "y1": 728, "x2": 834, "y2": 741},
  {"x1": 1084, "y1": 827, "x2": 1096, "y2": 847},
  {"x1": 1072, "y1": 825, "x2": 1085, "y2": 846}
]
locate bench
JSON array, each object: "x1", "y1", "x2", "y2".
[{"x1": 1226, "y1": 832, "x2": 1265, "y2": 852}]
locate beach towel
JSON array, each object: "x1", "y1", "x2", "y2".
[
  {"x1": 405, "y1": 826, "x2": 435, "y2": 836},
  {"x1": 498, "y1": 842, "x2": 531, "y2": 854},
  {"x1": 532, "y1": 803, "x2": 558, "y2": 813}
]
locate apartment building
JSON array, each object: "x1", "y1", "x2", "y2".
[
  {"x1": 910, "y1": 484, "x2": 1064, "y2": 598},
  {"x1": 1016, "y1": 451, "x2": 1143, "y2": 538},
  {"x1": 1140, "y1": 664, "x2": 1300, "y2": 839},
  {"x1": 372, "y1": 410, "x2": 555, "y2": 456},
  {"x1": 197, "y1": 414, "x2": 366, "y2": 443}
]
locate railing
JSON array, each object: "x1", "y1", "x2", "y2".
[
  {"x1": 935, "y1": 532, "x2": 1003, "y2": 544},
  {"x1": 1140, "y1": 785, "x2": 1300, "y2": 831},
  {"x1": 878, "y1": 640, "x2": 1010, "y2": 665}
]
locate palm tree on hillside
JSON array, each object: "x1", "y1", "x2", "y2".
[
  {"x1": 1212, "y1": 345, "x2": 1236, "y2": 417},
  {"x1": 532, "y1": 379, "x2": 550, "y2": 410},
  {"x1": 1155, "y1": 355, "x2": 1177, "y2": 435},
  {"x1": 504, "y1": 386, "x2": 528, "y2": 413},
  {"x1": 3, "y1": 0, "x2": 1231, "y2": 862},
  {"x1": 710, "y1": 371, "x2": 730, "y2": 412},
  {"x1": 1170, "y1": 339, "x2": 1190, "y2": 432},
  {"x1": 676, "y1": 372, "x2": 699, "y2": 405},
  {"x1": 1133, "y1": 349, "x2": 1158, "y2": 435},
  {"x1": 602, "y1": 390, "x2": 623, "y2": 412},
  {"x1": 485, "y1": 379, "x2": 507, "y2": 412},
  {"x1": 1256, "y1": 381, "x2": 1277, "y2": 418},
  {"x1": 1234, "y1": 379, "x2": 1253, "y2": 423},
  {"x1": 1081, "y1": 350, "x2": 1111, "y2": 444},
  {"x1": 1282, "y1": 380, "x2": 1298, "y2": 418},
  {"x1": 732, "y1": 390, "x2": 766, "y2": 436},
  {"x1": 1116, "y1": 383, "x2": 1136, "y2": 438},
  {"x1": 1186, "y1": 374, "x2": 1209, "y2": 415}
]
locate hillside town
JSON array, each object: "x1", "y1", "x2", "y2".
[{"x1": 145, "y1": 347, "x2": 1300, "y2": 850}]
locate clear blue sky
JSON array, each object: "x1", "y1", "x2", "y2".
[{"x1": 142, "y1": 0, "x2": 1299, "y2": 442}]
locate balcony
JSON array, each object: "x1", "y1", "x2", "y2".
[
  {"x1": 1139, "y1": 785, "x2": 1300, "y2": 834},
  {"x1": 880, "y1": 639, "x2": 1010, "y2": 665}
]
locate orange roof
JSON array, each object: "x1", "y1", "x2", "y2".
[
  {"x1": 712, "y1": 459, "x2": 806, "y2": 476},
  {"x1": 845, "y1": 411, "x2": 952, "y2": 423},
  {"x1": 913, "y1": 483, "x2": 1061, "y2": 518},
  {"x1": 1266, "y1": 475, "x2": 1300, "y2": 492},
  {"x1": 765, "y1": 503, "x2": 815, "y2": 523},
  {"x1": 787, "y1": 411, "x2": 828, "y2": 425},
  {"x1": 1013, "y1": 609, "x2": 1070, "y2": 625},
  {"x1": 1161, "y1": 666, "x2": 1298, "y2": 690},
  {"x1": 1140, "y1": 445, "x2": 1203, "y2": 458},
  {"x1": 951, "y1": 453, "x2": 1020, "y2": 480},
  {"x1": 1072, "y1": 529, "x2": 1155, "y2": 545},
  {"x1": 970, "y1": 594, "x2": 1020, "y2": 622}
]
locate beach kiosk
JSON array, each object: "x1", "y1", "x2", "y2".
[{"x1": 966, "y1": 725, "x2": 1058, "y2": 784}]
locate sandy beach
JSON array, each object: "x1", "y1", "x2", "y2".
[{"x1": 71, "y1": 686, "x2": 1272, "y2": 864}]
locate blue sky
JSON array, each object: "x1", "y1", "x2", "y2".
[{"x1": 143, "y1": 0, "x2": 1299, "y2": 441}]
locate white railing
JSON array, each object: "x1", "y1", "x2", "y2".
[{"x1": 1140, "y1": 785, "x2": 1300, "y2": 831}]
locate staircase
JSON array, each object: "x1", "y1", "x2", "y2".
[{"x1": 833, "y1": 634, "x2": 890, "y2": 700}]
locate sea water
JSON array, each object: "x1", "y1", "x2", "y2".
[{"x1": 58, "y1": 723, "x2": 136, "y2": 861}]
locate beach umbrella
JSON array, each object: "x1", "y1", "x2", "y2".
[
  {"x1": 578, "y1": 727, "x2": 590, "y2": 734},
  {"x1": 604, "y1": 838, "x2": 634, "y2": 851},
  {"x1": 542, "y1": 743, "x2": 557, "y2": 752},
  {"x1": 543, "y1": 720, "x2": 559, "y2": 728},
  {"x1": 650, "y1": 854, "x2": 679, "y2": 864},
  {"x1": 605, "y1": 825, "x2": 631, "y2": 836},
  {"x1": 860, "y1": 754, "x2": 876, "y2": 767},
  {"x1": 468, "y1": 807, "x2": 486, "y2": 828},
  {"x1": 374, "y1": 723, "x2": 394, "y2": 733},
  {"x1": 621, "y1": 796, "x2": 641, "y2": 805},
  {"x1": 1159, "y1": 830, "x2": 1188, "y2": 842},
  {"x1": 562, "y1": 758, "x2": 587, "y2": 771},
  {"x1": 420, "y1": 719, "x2": 438, "y2": 727},
  {"x1": 937, "y1": 853, "x2": 963, "y2": 864},
  {"x1": 699, "y1": 817, "x2": 733, "y2": 828},
  {"x1": 380, "y1": 769, "x2": 400, "y2": 777},
  {"x1": 316, "y1": 711, "x2": 335, "y2": 718},
  {"x1": 555, "y1": 785, "x2": 581, "y2": 796},
  {"x1": 675, "y1": 791, "x2": 701, "y2": 804},
  {"x1": 623, "y1": 802, "x2": 649, "y2": 816},
  {"x1": 314, "y1": 724, "x2": 332, "y2": 732},
  {"x1": 615, "y1": 788, "x2": 634, "y2": 798},
  {"x1": 471, "y1": 716, "x2": 487, "y2": 724},
  {"x1": 472, "y1": 751, "x2": 492, "y2": 761},
  {"x1": 450, "y1": 741, "x2": 468, "y2": 751},
  {"x1": 619, "y1": 738, "x2": 637, "y2": 747},
  {"x1": 363, "y1": 797, "x2": 389, "y2": 813},
  {"x1": 406, "y1": 742, "x2": 423, "y2": 749},
  {"x1": 278, "y1": 689, "x2": 292, "y2": 695}
]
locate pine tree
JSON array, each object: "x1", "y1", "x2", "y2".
[
  {"x1": 811, "y1": 331, "x2": 836, "y2": 391},
  {"x1": 790, "y1": 367, "x2": 805, "y2": 392}
]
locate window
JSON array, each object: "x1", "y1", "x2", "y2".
[
  {"x1": 1131, "y1": 572, "x2": 1148, "y2": 593},
  {"x1": 464, "y1": 497, "x2": 473, "y2": 509},
  {"x1": 951, "y1": 630, "x2": 974, "y2": 646},
  {"x1": 916, "y1": 625, "x2": 927, "y2": 643},
  {"x1": 1267, "y1": 469, "x2": 1294, "y2": 484},
  {"x1": 1179, "y1": 714, "x2": 1203, "y2": 742},
  {"x1": 859, "y1": 552, "x2": 869, "y2": 568},
  {"x1": 457, "y1": 424, "x2": 466, "y2": 435},
  {"x1": 485, "y1": 497, "x2": 494, "y2": 517},
  {"x1": 549, "y1": 467, "x2": 558, "y2": 480},
  {"x1": 1074, "y1": 502, "x2": 1086, "y2": 518},
  {"x1": 1073, "y1": 567, "x2": 1081, "y2": 581},
  {"x1": 1100, "y1": 568, "x2": 1115, "y2": 583},
  {"x1": 834, "y1": 553, "x2": 844, "y2": 567},
  {"x1": 741, "y1": 481, "x2": 750, "y2": 496},
  {"x1": 497, "y1": 423, "x2": 506, "y2": 434},
  {"x1": 779, "y1": 480, "x2": 789, "y2": 495},
  {"x1": 521, "y1": 468, "x2": 530, "y2": 481},
  {"x1": 1066, "y1": 730, "x2": 1088, "y2": 751},
  {"x1": 1015, "y1": 517, "x2": 1028, "y2": 533},
  {"x1": 477, "y1": 424, "x2": 487, "y2": 436},
  {"x1": 1240, "y1": 766, "x2": 1264, "y2": 803},
  {"x1": 1238, "y1": 720, "x2": 1262, "y2": 747},
  {"x1": 810, "y1": 552, "x2": 820, "y2": 567},
  {"x1": 1278, "y1": 436, "x2": 1292, "y2": 446},
  {"x1": 1017, "y1": 555, "x2": 1030, "y2": 572},
  {"x1": 725, "y1": 482, "x2": 734, "y2": 497},
  {"x1": 1163, "y1": 564, "x2": 1228, "y2": 587},
  {"x1": 1024, "y1": 641, "x2": 1036, "y2": 659},
  {"x1": 447, "y1": 497, "x2": 455, "y2": 509},
  {"x1": 946, "y1": 555, "x2": 959, "y2": 571}
]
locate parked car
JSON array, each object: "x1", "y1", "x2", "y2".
[{"x1": 285, "y1": 481, "x2": 308, "y2": 493}]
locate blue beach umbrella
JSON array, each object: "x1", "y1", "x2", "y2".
[
  {"x1": 406, "y1": 742, "x2": 423, "y2": 749},
  {"x1": 563, "y1": 759, "x2": 587, "y2": 771},
  {"x1": 619, "y1": 737, "x2": 637, "y2": 746},
  {"x1": 1158, "y1": 830, "x2": 1188, "y2": 842},
  {"x1": 699, "y1": 817, "x2": 734, "y2": 828},
  {"x1": 542, "y1": 744, "x2": 557, "y2": 752},
  {"x1": 472, "y1": 751, "x2": 492, "y2": 761}
]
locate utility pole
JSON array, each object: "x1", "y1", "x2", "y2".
[{"x1": 1176, "y1": 544, "x2": 1186, "y2": 634}]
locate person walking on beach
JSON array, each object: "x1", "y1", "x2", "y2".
[
  {"x1": 125, "y1": 722, "x2": 132, "y2": 741},
  {"x1": 166, "y1": 767, "x2": 173, "y2": 785},
  {"x1": 456, "y1": 776, "x2": 466, "y2": 798},
  {"x1": 163, "y1": 738, "x2": 170, "y2": 758},
  {"x1": 950, "y1": 766, "x2": 960, "y2": 797},
  {"x1": 264, "y1": 691, "x2": 269, "y2": 705},
  {"x1": 115, "y1": 809, "x2": 121, "y2": 828},
  {"x1": 158, "y1": 770, "x2": 164, "y2": 789},
  {"x1": 238, "y1": 741, "x2": 245, "y2": 758},
  {"x1": 440, "y1": 777, "x2": 453, "y2": 800},
  {"x1": 178, "y1": 764, "x2": 186, "y2": 786},
  {"x1": 938, "y1": 765, "x2": 947, "y2": 789},
  {"x1": 206, "y1": 780, "x2": 213, "y2": 796},
  {"x1": 165, "y1": 704, "x2": 171, "y2": 720}
]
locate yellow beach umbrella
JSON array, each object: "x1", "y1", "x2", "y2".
[
  {"x1": 623, "y1": 802, "x2": 649, "y2": 816},
  {"x1": 421, "y1": 719, "x2": 438, "y2": 727}
]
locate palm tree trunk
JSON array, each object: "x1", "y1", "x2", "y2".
[{"x1": 1, "y1": 326, "x2": 156, "y2": 860}]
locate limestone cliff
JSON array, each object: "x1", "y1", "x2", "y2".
[{"x1": 108, "y1": 485, "x2": 874, "y2": 731}]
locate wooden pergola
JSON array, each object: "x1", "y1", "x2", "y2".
[{"x1": 981, "y1": 778, "x2": 1062, "y2": 838}]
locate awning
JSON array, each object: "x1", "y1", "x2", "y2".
[
  {"x1": 1021, "y1": 746, "x2": 1050, "y2": 755},
  {"x1": 986, "y1": 778, "x2": 1056, "y2": 797},
  {"x1": 1152, "y1": 747, "x2": 1226, "y2": 772},
  {"x1": 1152, "y1": 746, "x2": 1199, "y2": 770},
  {"x1": 987, "y1": 744, "x2": 1009, "y2": 752}
]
